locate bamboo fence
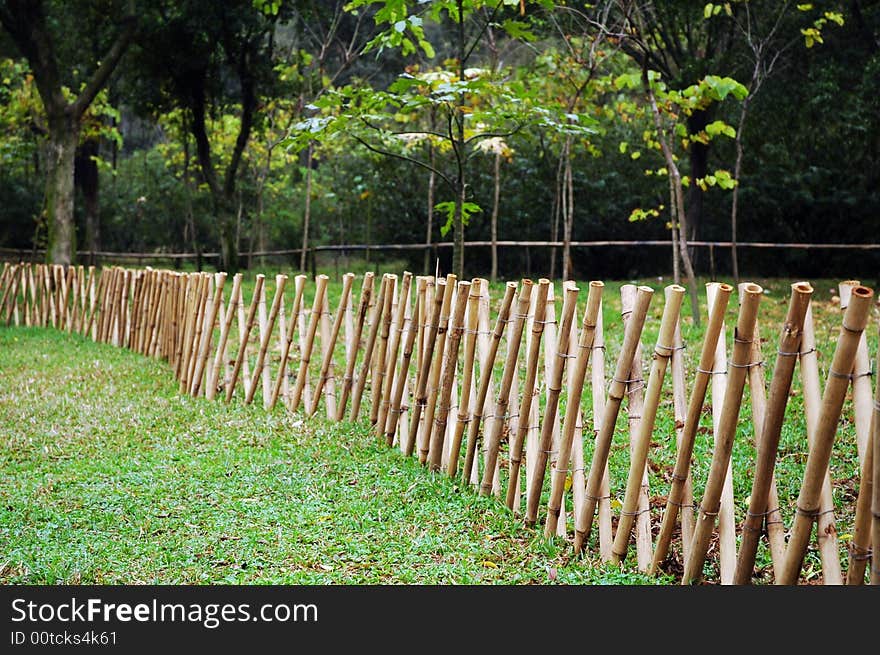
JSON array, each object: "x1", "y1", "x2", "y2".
[{"x1": 2, "y1": 262, "x2": 877, "y2": 586}]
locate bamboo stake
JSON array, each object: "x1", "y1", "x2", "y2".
[
  {"x1": 2, "y1": 265, "x2": 19, "y2": 325},
  {"x1": 683, "y1": 283, "x2": 762, "y2": 584},
  {"x1": 267, "y1": 274, "x2": 307, "y2": 411},
  {"x1": 564, "y1": 301, "x2": 586, "y2": 537},
  {"x1": 612, "y1": 285, "x2": 685, "y2": 565},
  {"x1": 734, "y1": 282, "x2": 813, "y2": 583},
  {"x1": 427, "y1": 280, "x2": 471, "y2": 470},
  {"x1": 386, "y1": 277, "x2": 423, "y2": 448},
  {"x1": 542, "y1": 283, "x2": 602, "y2": 534},
  {"x1": 847, "y1": 397, "x2": 875, "y2": 584},
  {"x1": 183, "y1": 274, "x2": 210, "y2": 393},
  {"x1": 739, "y1": 292, "x2": 787, "y2": 576},
  {"x1": 574, "y1": 286, "x2": 653, "y2": 554},
  {"x1": 533, "y1": 284, "x2": 558, "y2": 518},
  {"x1": 479, "y1": 280, "x2": 533, "y2": 495},
  {"x1": 406, "y1": 277, "x2": 445, "y2": 458},
  {"x1": 369, "y1": 274, "x2": 397, "y2": 426},
  {"x1": 796, "y1": 297, "x2": 845, "y2": 584},
  {"x1": 777, "y1": 285, "x2": 873, "y2": 584},
  {"x1": 148, "y1": 272, "x2": 167, "y2": 358},
  {"x1": 318, "y1": 290, "x2": 337, "y2": 419},
  {"x1": 707, "y1": 282, "x2": 737, "y2": 585},
  {"x1": 419, "y1": 275, "x2": 457, "y2": 465},
  {"x1": 377, "y1": 272, "x2": 412, "y2": 434},
  {"x1": 289, "y1": 275, "x2": 328, "y2": 413},
  {"x1": 173, "y1": 273, "x2": 194, "y2": 377},
  {"x1": 650, "y1": 284, "x2": 732, "y2": 574},
  {"x1": 338, "y1": 273, "x2": 374, "y2": 420},
  {"x1": 206, "y1": 274, "x2": 242, "y2": 401},
  {"x1": 191, "y1": 273, "x2": 226, "y2": 396},
  {"x1": 505, "y1": 280, "x2": 551, "y2": 509},
  {"x1": 351, "y1": 275, "x2": 389, "y2": 422},
  {"x1": 244, "y1": 275, "x2": 289, "y2": 406},
  {"x1": 225, "y1": 275, "x2": 266, "y2": 404},
  {"x1": 309, "y1": 273, "x2": 354, "y2": 415},
  {"x1": 840, "y1": 280, "x2": 876, "y2": 584},
  {"x1": 839, "y1": 281, "x2": 873, "y2": 465},
  {"x1": 872, "y1": 337, "x2": 880, "y2": 585},
  {"x1": 589, "y1": 300, "x2": 613, "y2": 557},
  {"x1": 669, "y1": 316, "x2": 693, "y2": 562},
  {"x1": 620, "y1": 285, "x2": 651, "y2": 567},
  {"x1": 446, "y1": 279, "x2": 482, "y2": 476}
]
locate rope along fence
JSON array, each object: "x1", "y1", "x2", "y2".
[{"x1": 1, "y1": 261, "x2": 878, "y2": 585}]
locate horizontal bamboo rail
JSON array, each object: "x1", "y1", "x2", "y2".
[{"x1": 2, "y1": 263, "x2": 876, "y2": 586}]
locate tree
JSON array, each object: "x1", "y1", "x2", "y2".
[
  {"x1": 0, "y1": 0, "x2": 136, "y2": 265},
  {"x1": 294, "y1": 0, "x2": 592, "y2": 279}
]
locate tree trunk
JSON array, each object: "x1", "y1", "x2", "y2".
[
  {"x1": 452, "y1": 182, "x2": 465, "y2": 280},
  {"x1": 731, "y1": 97, "x2": 751, "y2": 284},
  {"x1": 425, "y1": 145, "x2": 435, "y2": 276},
  {"x1": 669, "y1": 174, "x2": 680, "y2": 284},
  {"x1": 45, "y1": 118, "x2": 79, "y2": 266},
  {"x1": 561, "y1": 139, "x2": 574, "y2": 281},
  {"x1": 75, "y1": 137, "x2": 100, "y2": 266},
  {"x1": 490, "y1": 150, "x2": 501, "y2": 282},
  {"x1": 685, "y1": 108, "x2": 711, "y2": 258},
  {"x1": 550, "y1": 151, "x2": 563, "y2": 280},
  {"x1": 300, "y1": 142, "x2": 314, "y2": 273}
]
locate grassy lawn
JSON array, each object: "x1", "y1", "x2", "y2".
[
  {"x1": 0, "y1": 328, "x2": 664, "y2": 584},
  {"x1": 0, "y1": 271, "x2": 874, "y2": 585}
]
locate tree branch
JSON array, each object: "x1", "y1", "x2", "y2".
[
  {"x1": 350, "y1": 134, "x2": 455, "y2": 192},
  {"x1": 70, "y1": 10, "x2": 137, "y2": 119}
]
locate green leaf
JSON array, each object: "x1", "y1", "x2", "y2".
[{"x1": 705, "y1": 120, "x2": 736, "y2": 139}]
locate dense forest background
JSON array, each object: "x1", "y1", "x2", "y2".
[{"x1": 1, "y1": 0, "x2": 878, "y2": 280}]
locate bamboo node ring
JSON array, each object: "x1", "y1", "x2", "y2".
[
  {"x1": 840, "y1": 321, "x2": 863, "y2": 334},
  {"x1": 556, "y1": 351, "x2": 577, "y2": 359}
]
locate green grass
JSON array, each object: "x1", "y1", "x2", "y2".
[
  {"x1": 0, "y1": 328, "x2": 666, "y2": 584},
  {"x1": 1, "y1": 271, "x2": 874, "y2": 585}
]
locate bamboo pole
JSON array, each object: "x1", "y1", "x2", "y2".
[
  {"x1": 839, "y1": 281, "x2": 873, "y2": 464},
  {"x1": 707, "y1": 282, "x2": 737, "y2": 585},
  {"x1": 534, "y1": 285, "x2": 559, "y2": 521},
  {"x1": 427, "y1": 280, "x2": 471, "y2": 471},
  {"x1": 267, "y1": 274, "x2": 307, "y2": 411},
  {"x1": 191, "y1": 273, "x2": 227, "y2": 397},
  {"x1": 612, "y1": 284, "x2": 685, "y2": 565},
  {"x1": 564, "y1": 301, "x2": 586, "y2": 538},
  {"x1": 739, "y1": 291, "x2": 787, "y2": 576},
  {"x1": 338, "y1": 273, "x2": 375, "y2": 420},
  {"x1": 798, "y1": 296, "x2": 844, "y2": 584},
  {"x1": 386, "y1": 277, "x2": 423, "y2": 448},
  {"x1": 506, "y1": 279, "x2": 551, "y2": 509},
  {"x1": 843, "y1": 280, "x2": 877, "y2": 583},
  {"x1": 173, "y1": 273, "x2": 194, "y2": 377},
  {"x1": 288, "y1": 274, "x2": 328, "y2": 413},
  {"x1": 183, "y1": 274, "x2": 210, "y2": 394},
  {"x1": 309, "y1": 273, "x2": 354, "y2": 415},
  {"x1": 148, "y1": 272, "x2": 167, "y2": 358},
  {"x1": 461, "y1": 282, "x2": 517, "y2": 482},
  {"x1": 479, "y1": 280, "x2": 533, "y2": 495},
  {"x1": 574, "y1": 286, "x2": 653, "y2": 554},
  {"x1": 225, "y1": 275, "x2": 266, "y2": 404},
  {"x1": 369, "y1": 274, "x2": 397, "y2": 426},
  {"x1": 734, "y1": 282, "x2": 813, "y2": 583},
  {"x1": 620, "y1": 285, "x2": 651, "y2": 567},
  {"x1": 650, "y1": 283, "x2": 732, "y2": 574},
  {"x1": 591, "y1": 301, "x2": 614, "y2": 558},
  {"x1": 206, "y1": 274, "x2": 242, "y2": 401},
  {"x1": 683, "y1": 283, "x2": 762, "y2": 584},
  {"x1": 377, "y1": 272, "x2": 412, "y2": 435},
  {"x1": 351, "y1": 274, "x2": 389, "y2": 422},
  {"x1": 526, "y1": 281, "x2": 580, "y2": 526},
  {"x1": 777, "y1": 284, "x2": 873, "y2": 584},
  {"x1": 669, "y1": 316, "x2": 693, "y2": 562},
  {"x1": 446, "y1": 279, "x2": 483, "y2": 476},
  {"x1": 243, "y1": 275, "x2": 288, "y2": 406},
  {"x1": 419, "y1": 275, "x2": 457, "y2": 465},
  {"x1": 873, "y1": 339, "x2": 880, "y2": 585},
  {"x1": 847, "y1": 397, "x2": 875, "y2": 584},
  {"x1": 406, "y1": 277, "x2": 445, "y2": 458},
  {"x1": 317, "y1": 290, "x2": 337, "y2": 419},
  {"x1": 542, "y1": 283, "x2": 602, "y2": 534}
]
